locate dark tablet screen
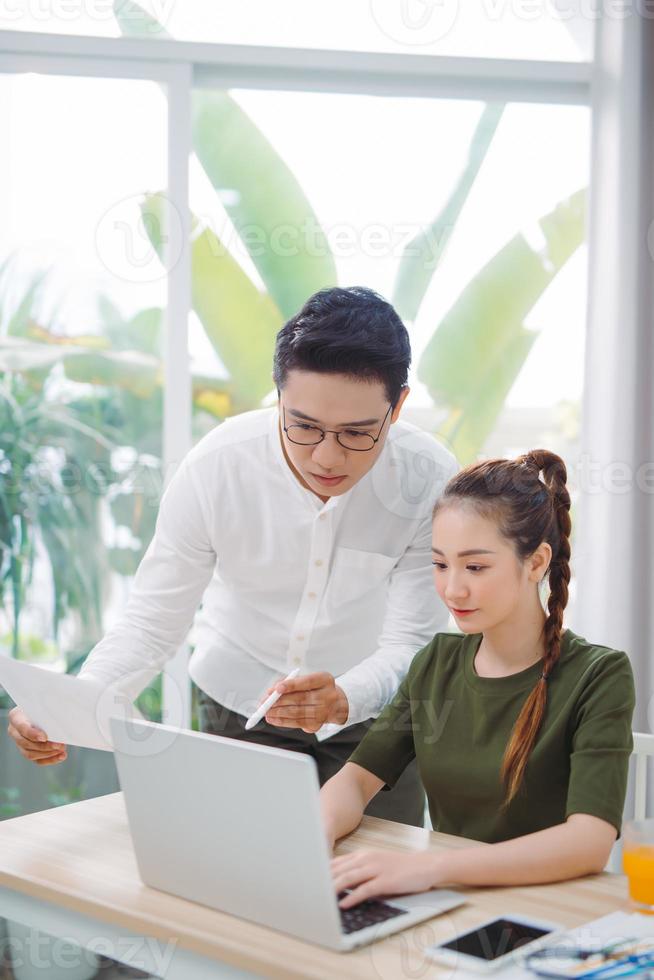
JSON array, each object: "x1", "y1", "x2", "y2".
[{"x1": 440, "y1": 918, "x2": 551, "y2": 961}]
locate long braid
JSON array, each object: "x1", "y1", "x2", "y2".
[{"x1": 499, "y1": 450, "x2": 572, "y2": 805}]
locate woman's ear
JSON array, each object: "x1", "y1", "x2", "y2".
[{"x1": 528, "y1": 542, "x2": 553, "y2": 583}]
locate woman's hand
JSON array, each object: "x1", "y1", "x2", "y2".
[{"x1": 331, "y1": 849, "x2": 442, "y2": 908}]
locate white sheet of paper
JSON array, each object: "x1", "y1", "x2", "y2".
[{"x1": 0, "y1": 655, "x2": 143, "y2": 752}]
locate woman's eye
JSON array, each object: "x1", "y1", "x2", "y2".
[{"x1": 431, "y1": 561, "x2": 485, "y2": 572}]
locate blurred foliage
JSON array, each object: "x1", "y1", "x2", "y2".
[
  {"x1": 117, "y1": 3, "x2": 587, "y2": 464},
  {"x1": 0, "y1": 5, "x2": 587, "y2": 702}
]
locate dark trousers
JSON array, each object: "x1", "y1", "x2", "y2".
[{"x1": 196, "y1": 687, "x2": 425, "y2": 828}]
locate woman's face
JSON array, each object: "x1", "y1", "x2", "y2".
[{"x1": 432, "y1": 502, "x2": 544, "y2": 633}]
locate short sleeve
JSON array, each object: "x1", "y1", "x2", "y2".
[
  {"x1": 565, "y1": 650, "x2": 636, "y2": 834},
  {"x1": 347, "y1": 665, "x2": 418, "y2": 790}
]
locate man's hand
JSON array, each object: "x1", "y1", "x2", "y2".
[
  {"x1": 7, "y1": 707, "x2": 68, "y2": 766},
  {"x1": 263, "y1": 671, "x2": 349, "y2": 733},
  {"x1": 331, "y1": 849, "x2": 442, "y2": 908}
]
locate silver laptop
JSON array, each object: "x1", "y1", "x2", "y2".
[{"x1": 109, "y1": 716, "x2": 464, "y2": 951}]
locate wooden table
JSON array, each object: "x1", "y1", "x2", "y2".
[{"x1": 0, "y1": 793, "x2": 630, "y2": 980}]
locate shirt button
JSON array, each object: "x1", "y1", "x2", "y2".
[
  {"x1": 319, "y1": 513, "x2": 327, "y2": 521},
  {"x1": 315, "y1": 559, "x2": 323, "y2": 567},
  {"x1": 292, "y1": 656, "x2": 302, "y2": 666},
  {"x1": 308, "y1": 592, "x2": 317, "y2": 599},
  {"x1": 296, "y1": 634, "x2": 305, "y2": 642}
]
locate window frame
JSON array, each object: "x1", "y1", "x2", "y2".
[{"x1": 0, "y1": 30, "x2": 594, "y2": 726}]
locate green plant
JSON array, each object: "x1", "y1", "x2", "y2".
[
  {"x1": 415, "y1": 190, "x2": 586, "y2": 461},
  {"x1": 0, "y1": 373, "x2": 112, "y2": 658},
  {"x1": 0, "y1": 4, "x2": 588, "y2": 688},
  {"x1": 0, "y1": 786, "x2": 21, "y2": 819},
  {"x1": 0, "y1": 632, "x2": 57, "y2": 661},
  {"x1": 46, "y1": 777, "x2": 85, "y2": 809},
  {"x1": 0, "y1": 266, "x2": 168, "y2": 706},
  {"x1": 115, "y1": 1, "x2": 587, "y2": 464}
]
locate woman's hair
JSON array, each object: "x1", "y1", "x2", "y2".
[
  {"x1": 433, "y1": 449, "x2": 572, "y2": 805},
  {"x1": 273, "y1": 286, "x2": 411, "y2": 406}
]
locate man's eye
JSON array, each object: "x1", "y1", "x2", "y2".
[
  {"x1": 297, "y1": 423, "x2": 318, "y2": 432},
  {"x1": 343, "y1": 429, "x2": 369, "y2": 439}
]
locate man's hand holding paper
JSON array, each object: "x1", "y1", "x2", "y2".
[{"x1": 7, "y1": 706, "x2": 67, "y2": 766}]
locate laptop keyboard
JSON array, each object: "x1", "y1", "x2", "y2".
[{"x1": 338, "y1": 893, "x2": 408, "y2": 934}]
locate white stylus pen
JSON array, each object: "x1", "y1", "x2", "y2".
[{"x1": 244, "y1": 667, "x2": 301, "y2": 731}]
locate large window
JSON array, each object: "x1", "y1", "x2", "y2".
[
  {"x1": 0, "y1": 17, "x2": 592, "y2": 726},
  {"x1": 189, "y1": 89, "x2": 588, "y2": 463},
  {"x1": 0, "y1": 71, "x2": 168, "y2": 716}
]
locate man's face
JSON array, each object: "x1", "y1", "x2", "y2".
[{"x1": 278, "y1": 370, "x2": 408, "y2": 499}]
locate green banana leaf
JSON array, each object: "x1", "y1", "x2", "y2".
[
  {"x1": 98, "y1": 300, "x2": 162, "y2": 357},
  {"x1": 0, "y1": 336, "x2": 160, "y2": 398},
  {"x1": 0, "y1": 337, "x2": 73, "y2": 373},
  {"x1": 1, "y1": 322, "x2": 232, "y2": 420},
  {"x1": 63, "y1": 349, "x2": 160, "y2": 398},
  {"x1": 5, "y1": 268, "x2": 49, "y2": 339},
  {"x1": 142, "y1": 192, "x2": 283, "y2": 409},
  {"x1": 393, "y1": 103, "x2": 504, "y2": 323},
  {"x1": 112, "y1": 0, "x2": 168, "y2": 37},
  {"x1": 418, "y1": 188, "x2": 586, "y2": 462},
  {"x1": 191, "y1": 90, "x2": 337, "y2": 320},
  {"x1": 114, "y1": 0, "x2": 337, "y2": 321}
]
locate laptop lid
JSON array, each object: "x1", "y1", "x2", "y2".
[{"x1": 110, "y1": 716, "x2": 345, "y2": 948}]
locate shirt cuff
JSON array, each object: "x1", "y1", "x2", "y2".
[{"x1": 314, "y1": 670, "x2": 381, "y2": 742}]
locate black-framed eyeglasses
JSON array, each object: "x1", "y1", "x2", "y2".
[{"x1": 282, "y1": 402, "x2": 394, "y2": 452}]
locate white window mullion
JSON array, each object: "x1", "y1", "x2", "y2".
[{"x1": 162, "y1": 61, "x2": 193, "y2": 730}]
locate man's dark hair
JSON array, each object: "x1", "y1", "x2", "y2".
[{"x1": 273, "y1": 286, "x2": 411, "y2": 405}]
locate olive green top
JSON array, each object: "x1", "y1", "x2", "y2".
[{"x1": 349, "y1": 629, "x2": 635, "y2": 843}]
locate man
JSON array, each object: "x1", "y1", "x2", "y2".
[{"x1": 9, "y1": 286, "x2": 457, "y2": 826}]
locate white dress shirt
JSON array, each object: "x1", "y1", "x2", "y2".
[{"x1": 80, "y1": 408, "x2": 458, "y2": 740}]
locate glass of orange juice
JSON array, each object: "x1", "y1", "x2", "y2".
[{"x1": 623, "y1": 819, "x2": 654, "y2": 912}]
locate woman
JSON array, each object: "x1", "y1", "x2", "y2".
[{"x1": 321, "y1": 450, "x2": 635, "y2": 909}]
